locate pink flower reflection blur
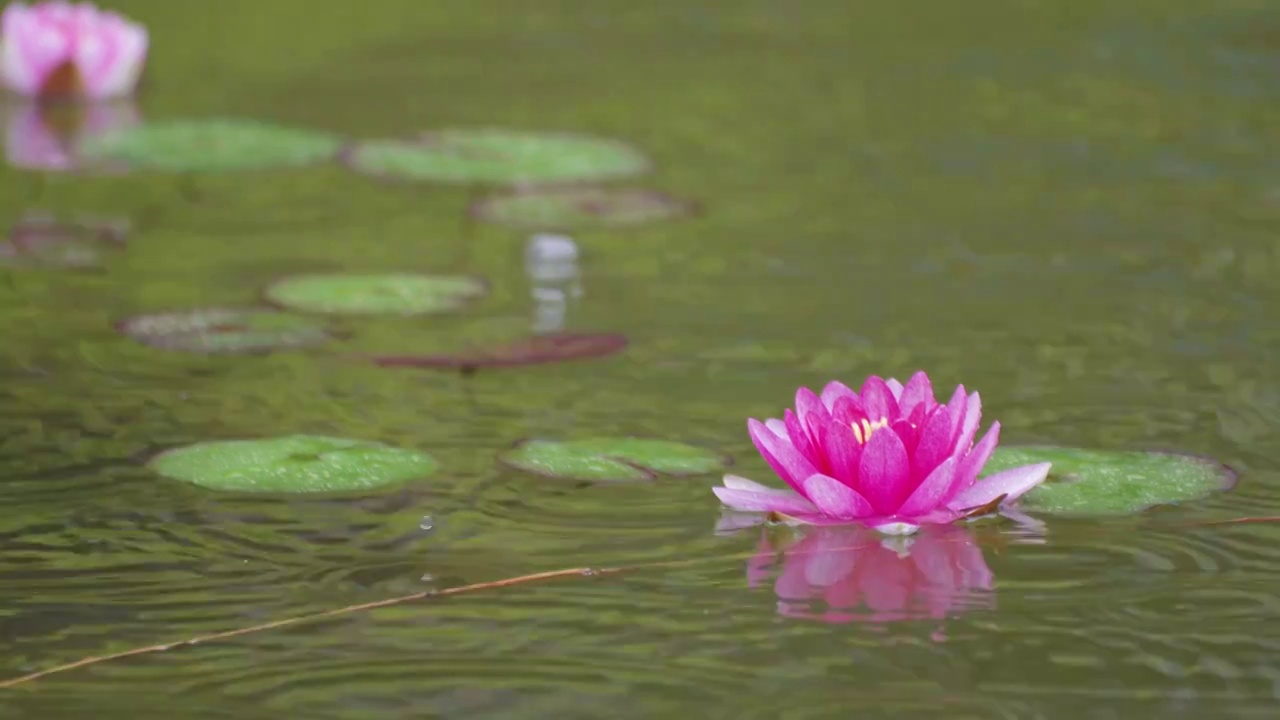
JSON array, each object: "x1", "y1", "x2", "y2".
[
  {"x1": 748, "y1": 525, "x2": 995, "y2": 625},
  {"x1": 4, "y1": 99, "x2": 136, "y2": 171}
]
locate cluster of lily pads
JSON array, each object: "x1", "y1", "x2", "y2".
[{"x1": 2, "y1": 116, "x2": 1237, "y2": 517}]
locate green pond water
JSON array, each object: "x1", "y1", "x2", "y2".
[{"x1": 4, "y1": 0, "x2": 1280, "y2": 716}]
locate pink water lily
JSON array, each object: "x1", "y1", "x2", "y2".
[
  {"x1": 2, "y1": 2, "x2": 148, "y2": 100},
  {"x1": 713, "y1": 371, "x2": 1051, "y2": 535}
]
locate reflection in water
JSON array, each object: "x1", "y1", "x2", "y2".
[
  {"x1": 747, "y1": 525, "x2": 997, "y2": 626},
  {"x1": 4, "y1": 100, "x2": 138, "y2": 172},
  {"x1": 525, "y1": 232, "x2": 583, "y2": 334}
]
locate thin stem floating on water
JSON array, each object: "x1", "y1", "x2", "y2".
[{"x1": 0, "y1": 565, "x2": 619, "y2": 689}]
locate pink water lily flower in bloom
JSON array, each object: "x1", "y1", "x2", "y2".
[
  {"x1": 1, "y1": 2, "x2": 148, "y2": 100},
  {"x1": 713, "y1": 371, "x2": 1051, "y2": 535}
]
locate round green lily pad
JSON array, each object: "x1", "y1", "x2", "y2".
[
  {"x1": 470, "y1": 187, "x2": 694, "y2": 229},
  {"x1": 117, "y1": 308, "x2": 331, "y2": 353},
  {"x1": 499, "y1": 438, "x2": 728, "y2": 482},
  {"x1": 264, "y1": 273, "x2": 487, "y2": 316},
  {"x1": 148, "y1": 435, "x2": 439, "y2": 493},
  {"x1": 341, "y1": 129, "x2": 650, "y2": 186},
  {"x1": 79, "y1": 118, "x2": 344, "y2": 172},
  {"x1": 982, "y1": 446, "x2": 1237, "y2": 515}
]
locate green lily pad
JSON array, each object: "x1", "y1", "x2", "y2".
[
  {"x1": 117, "y1": 308, "x2": 331, "y2": 353},
  {"x1": 470, "y1": 187, "x2": 694, "y2": 229},
  {"x1": 264, "y1": 273, "x2": 487, "y2": 316},
  {"x1": 982, "y1": 446, "x2": 1237, "y2": 515},
  {"x1": 500, "y1": 438, "x2": 728, "y2": 482},
  {"x1": 341, "y1": 129, "x2": 650, "y2": 186},
  {"x1": 79, "y1": 118, "x2": 343, "y2": 172},
  {"x1": 148, "y1": 435, "x2": 439, "y2": 493}
]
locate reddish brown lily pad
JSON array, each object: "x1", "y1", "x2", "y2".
[
  {"x1": 370, "y1": 332, "x2": 627, "y2": 371},
  {"x1": 0, "y1": 213, "x2": 129, "y2": 269}
]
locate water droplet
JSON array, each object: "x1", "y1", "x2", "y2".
[{"x1": 419, "y1": 516, "x2": 435, "y2": 531}]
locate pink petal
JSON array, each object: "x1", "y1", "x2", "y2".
[
  {"x1": 794, "y1": 387, "x2": 831, "y2": 452},
  {"x1": 947, "y1": 462, "x2": 1051, "y2": 512},
  {"x1": 952, "y1": 392, "x2": 982, "y2": 455},
  {"x1": 2, "y1": 6, "x2": 71, "y2": 95},
  {"x1": 802, "y1": 473, "x2": 876, "y2": 519},
  {"x1": 856, "y1": 424, "x2": 911, "y2": 513},
  {"x1": 859, "y1": 376, "x2": 900, "y2": 421},
  {"x1": 819, "y1": 416, "x2": 861, "y2": 485},
  {"x1": 713, "y1": 484, "x2": 820, "y2": 515},
  {"x1": 885, "y1": 377, "x2": 905, "y2": 400},
  {"x1": 898, "y1": 456, "x2": 958, "y2": 516},
  {"x1": 942, "y1": 421, "x2": 1000, "y2": 504},
  {"x1": 748, "y1": 418, "x2": 818, "y2": 494},
  {"x1": 764, "y1": 417, "x2": 787, "y2": 438},
  {"x1": 77, "y1": 14, "x2": 148, "y2": 99},
  {"x1": 897, "y1": 371, "x2": 936, "y2": 417},
  {"x1": 820, "y1": 380, "x2": 857, "y2": 412},
  {"x1": 890, "y1": 418, "x2": 920, "y2": 455},
  {"x1": 784, "y1": 409, "x2": 827, "y2": 472},
  {"x1": 911, "y1": 405, "x2": 955, "y2": 479}
]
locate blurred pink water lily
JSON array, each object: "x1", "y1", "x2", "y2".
[
  {"x1": 748, "y1": 525, "x2": 995, "y2": 625},
  {"x1": 1, "y1": 1, "x2": 147, "y2": 100},
  {"x1": 5, "y1": 99, "x2": 136, "y2": 170},
  {"x1": 713, "y1": 371, "x2": 1051, "y2": 535}
]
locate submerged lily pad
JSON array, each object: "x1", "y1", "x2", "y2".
[
  {"x1": 148, "y1": 435, "x2": 438, "y2": 493},
  {"x1": 79, "y1": 118, "x2": 343, "y2": 172},
  {"x1": 264, "y1": 273, "x2": 487, "y2": 316},
  {"x1": 500, "y1": 438, "x2": 727, "y2": 482},
  {"x1": 370, "y1": 332, "x2": 627, "y2": 371},
  {"x1": 117, "y1": 308, "x2": 331, "y2": 353},
  {"x1": 471, "y1": 187, "x2": 694, "y2": 229},
  {"x1": 341, "y1": 129, "x2": 650, "y2": 186},
  {"x1": 0, "y1": 213, "x2": 128, "y2": 269},
  {"x1": 982, "y1": 446, "x2": 1237, "y2": 515}
]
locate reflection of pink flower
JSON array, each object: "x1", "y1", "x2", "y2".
[
  {"x1": 749, "y1": 526, "x2": 995, "y2": 625},
  {"x1": 5, "y1": 99, "x2": 137, "y2": 170},
  {"x1": 712, "y1": 371, "x2": 1051, "y2": 534},
  {"x1": 1, "y1": 2, "x2": 148, "y2": 99}
]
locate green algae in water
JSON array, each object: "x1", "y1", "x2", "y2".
[
  {"x1": 500, "y1": 438, "x2": 728, "y2": 482},
  {"x1": 982, "y1": 446, "x2": 1237, "y2": 515},
  {"x1": 79, "y1": 118, "x2": 344, "y2": 172},
  {"x1": 342, "y1": 129, "x2": 650, "y2": 185},
  {"x1": 149, "y1": 435, "x2": 439, "y2": 493},
  {"x1": 118, "y1": 308, "x2": 331, "y2": 354},
  {"x1": 371, "y1": 332, "x2": 628, "y2": 370},
  {"x1": 471, "y1": 187, "x2": 694, "y2": 229},
  {"x1": 264, "y1": 273, "x2": 488, "y2": 316}
]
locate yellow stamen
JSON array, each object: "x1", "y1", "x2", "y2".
[{"x1": 851, "y1": 417, "x2": 889, "y2": 445}]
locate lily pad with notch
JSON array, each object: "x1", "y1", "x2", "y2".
[
  {"x1": 148, "y1": 434, "x2": 439, "y2": 493},
  {"x1": 471, "y1": 186, "x2": 695, "y2": 229},
  {"x1": 264, "y1": 273, "x2": 488, "y2": 316},
  {"x1": 370, "y1": 332, "x2": 627, "y2": 372},
  {"x1": 982, "y1": 446, "x2": 1237, "y2": 515},
  {"x1": 341, "y1": 129, "x2": 650, "y2": 186},
  {"x1": 500, "y1": 437, "x2": 729, "y2": 482},
  {"x1": 79, "y1": 118, "x2": 344, "y2": 172},
  {"x1": 117, "y1": 307, "x2": 332, "y2": 354}
]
